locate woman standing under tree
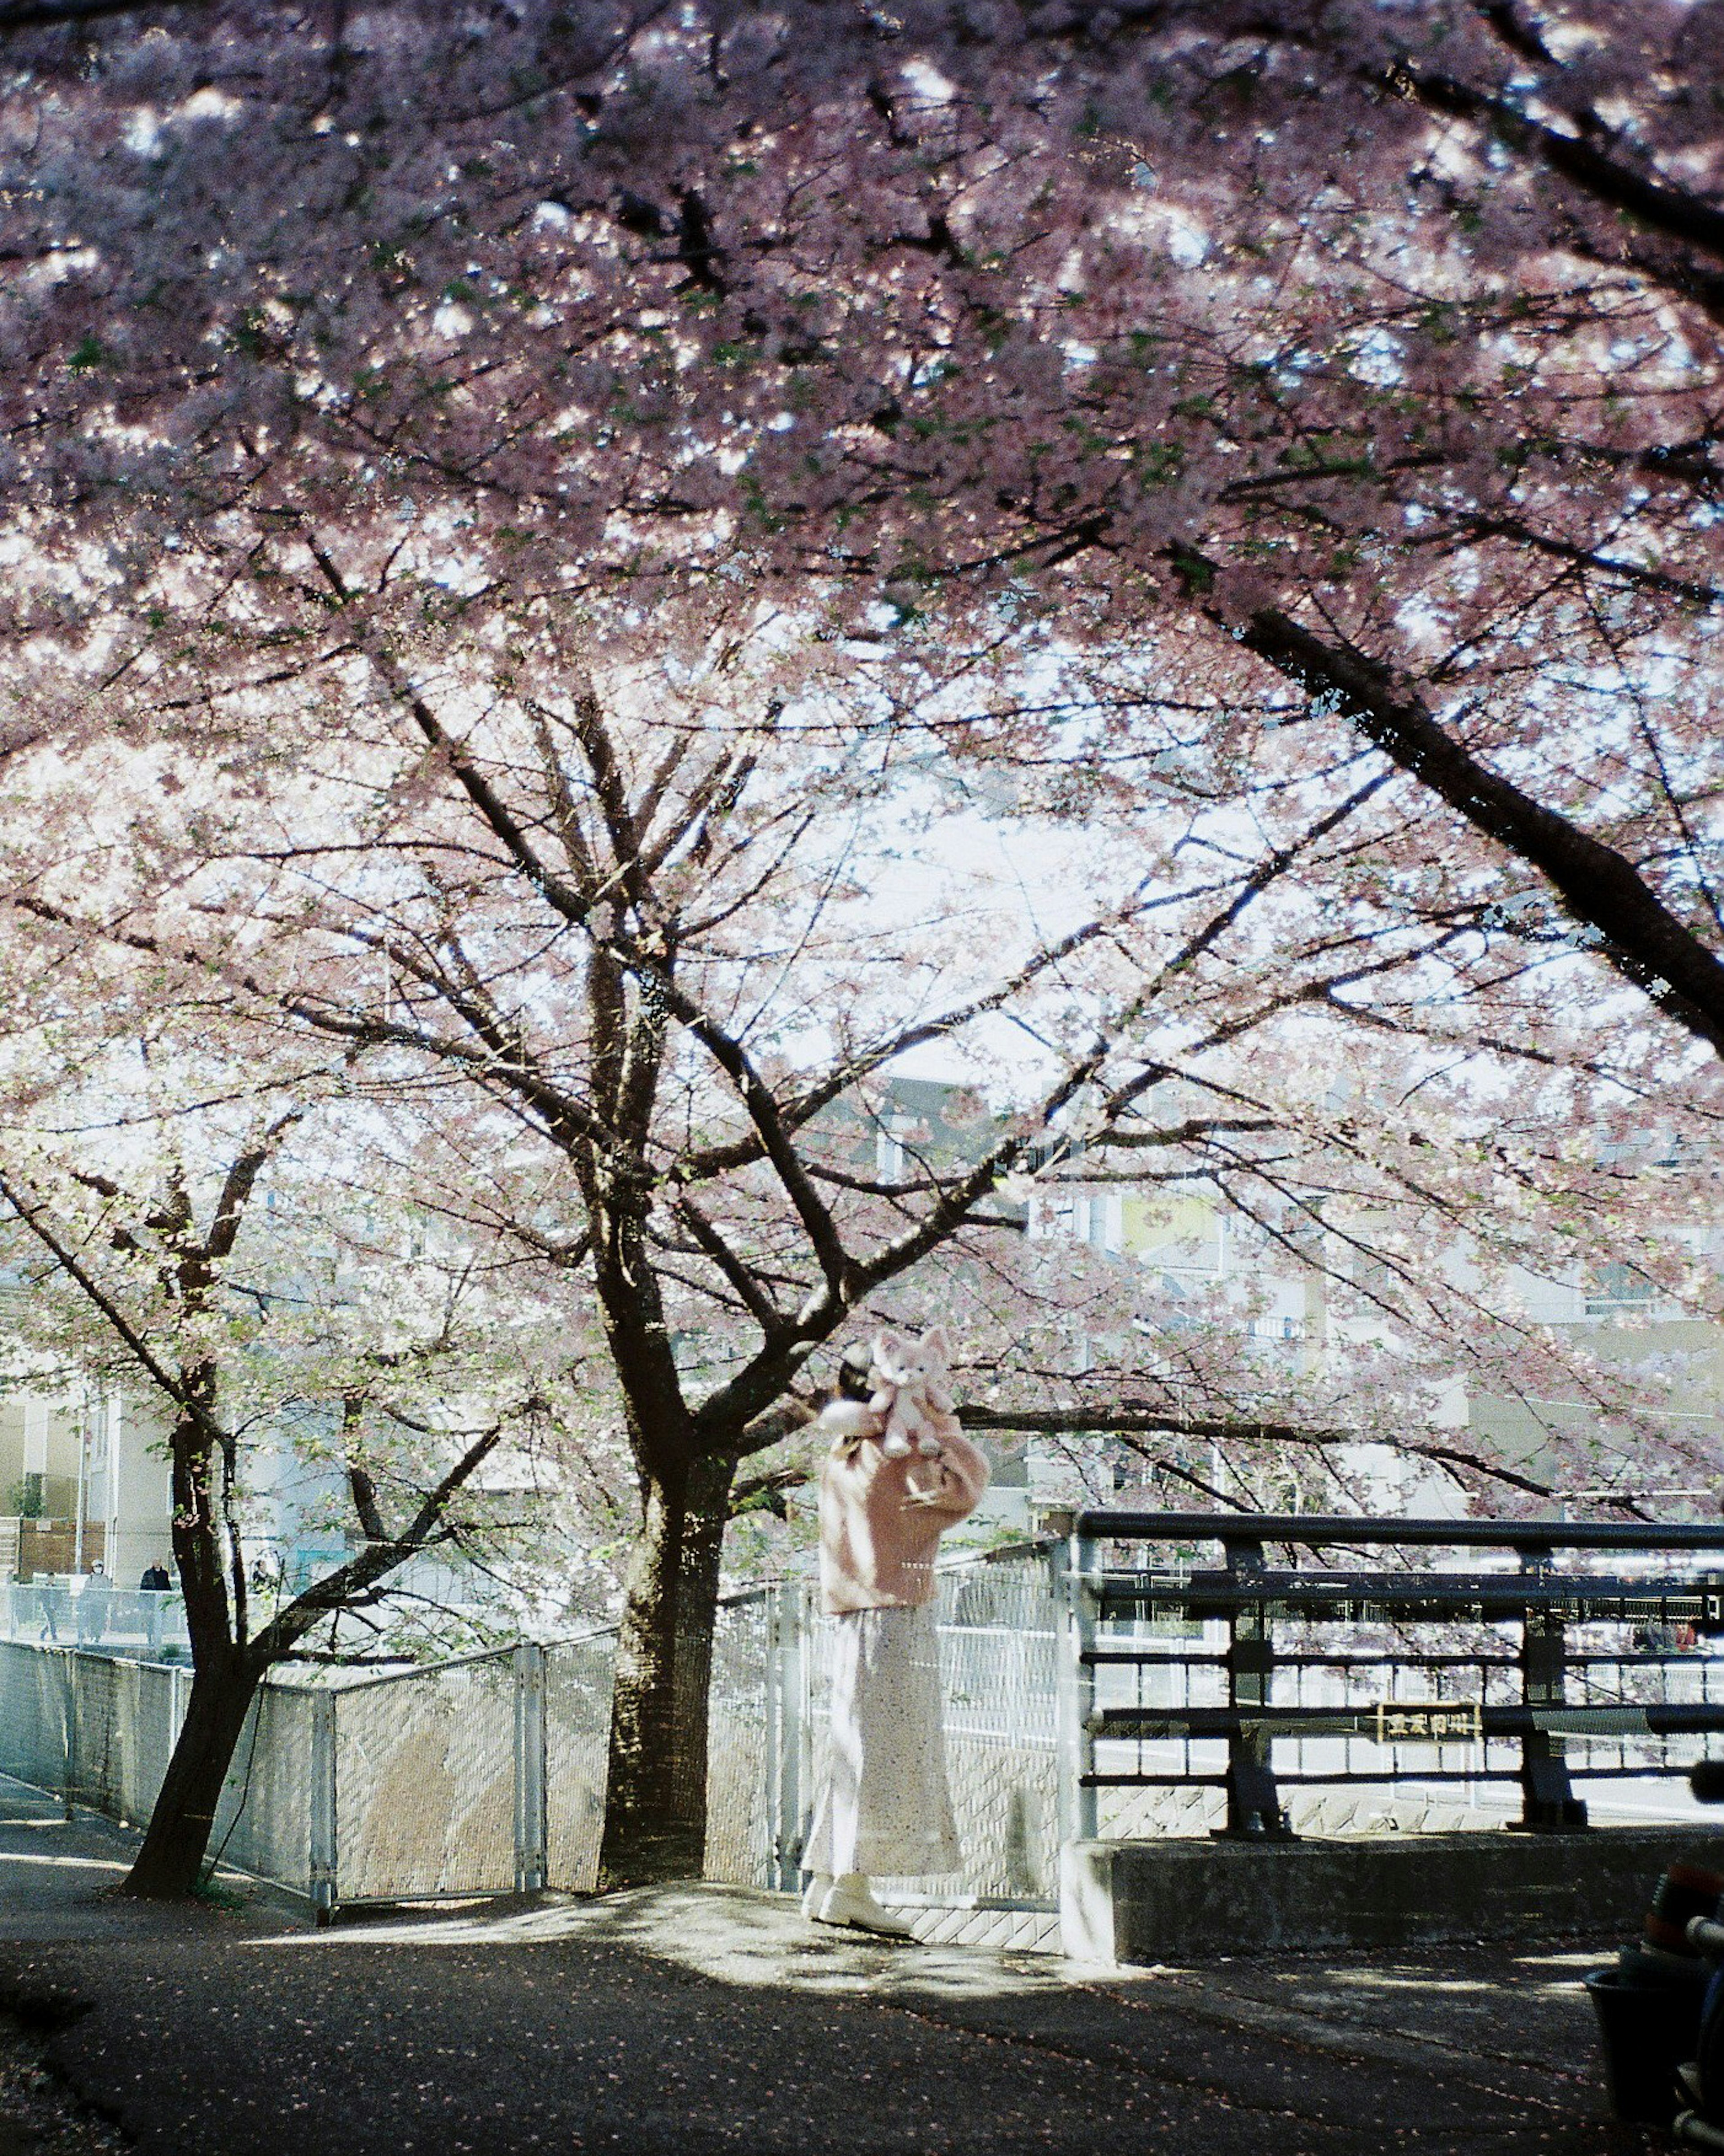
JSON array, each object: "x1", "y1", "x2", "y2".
[{"x1": 802, "y1": 1330, "x2": 990, "y2": 1937}]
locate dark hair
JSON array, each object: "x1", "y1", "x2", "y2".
[{"x1": 833, "y1": 1347, "x2": 874, "y2": 1403}]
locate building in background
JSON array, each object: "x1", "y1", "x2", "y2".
[
  {"x1": 855, "y1": 1075, "x2": 1722, "y2": 1519},
  {"x1": 1025, "y1": 1120, "x2": 1724, "y2": 1517},
  {"x1": 0, "y1": 1384, "x2": 172, "y2": 1584}
]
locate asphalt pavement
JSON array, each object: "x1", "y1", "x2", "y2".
[{"x1": 0, "y1": 1777, "x2": 1669, "y2": 2156}]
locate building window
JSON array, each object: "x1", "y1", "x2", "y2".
[
  {"x1": 875, "y1": 1116, "x2": 915, "y2": 1186},
  {"x1": 1585, "y1": 1262, "x2": 1656, "y2": 1319}
]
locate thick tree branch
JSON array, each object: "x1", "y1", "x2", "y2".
[
  {"x1": 1224, "y1": 600, "x2": 1724, "y2": 1055},
  {"x1": 0, "y1": 0, "x2": 201, "y2": 25},
  {"x1": 675, "y1": 1195, "x2": 789, "y2": 1342},
  {"x1": 1391, "y1": 58, "x2": 1724, "y2": 269},
  {"x1": 968, "y1": 1407, "x2": 1557, "y2": 1500}
]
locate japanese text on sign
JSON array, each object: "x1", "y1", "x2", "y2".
[{"x1": 1373, "y1": 1702, "x2": 1484, "y2": 1745}]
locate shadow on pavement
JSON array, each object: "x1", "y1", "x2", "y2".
[{"x1": 0, "y1": 1774, "x2": 1663, "y2": 2156}]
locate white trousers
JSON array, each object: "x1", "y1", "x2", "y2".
[{"x1": 803, "y1": 1601, "x2": 961, "y2": 1879}]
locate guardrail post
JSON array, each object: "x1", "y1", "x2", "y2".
[
  {"x1": 767, "y1": 1581, "x2": 804, "y2": 1891},
  {"x1": 1517, "y1": 1542, "x2": 1587, "y2": 1831},
  {"x1": 1051, "y1": 1517, "x2": 1097, "y2": 1846},
  {"x1": 514, "y1": 1642, "x2": 548, "y2": 1893},
  {"x1": 1219, "y1": 1532, "x2": 1292, "y2": 1839},
  {"x1": 309, "y1": 1690, "x2": 338, "y2": 1923}
]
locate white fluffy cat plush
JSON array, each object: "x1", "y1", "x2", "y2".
[{"x1": 869, "y1": 1326, "x2": 954, "y2": 1459}]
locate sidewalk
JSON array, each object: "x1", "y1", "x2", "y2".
[{"x1": 0, "y1": 1777, "x2": 1662, "y2": 2155}]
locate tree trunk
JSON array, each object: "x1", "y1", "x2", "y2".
[
  {"x1": 599, "y1": 1451, "x2": 736, "y2": 1887},
  {"x1": 123, "y1": 1407, "x2": 257, "y2": 1900},
  {"x1": 121, "y1": 1647, "x2": 262, "y2": 1898}
]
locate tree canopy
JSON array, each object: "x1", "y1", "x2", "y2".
[{"x1": 5, "y1": 0, "x2": 1722, "y2": 1046}]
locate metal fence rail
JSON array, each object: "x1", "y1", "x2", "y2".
[
  {"x1": 1059, "y1": 1512, "x2": 1724, "y2": 1839},
  {"x1": 0, "y1": 1585, "x2": 189, "y2": 1659}
]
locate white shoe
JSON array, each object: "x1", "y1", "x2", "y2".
[
  {"x1": 800, "y1": 1873, "x2": 833, "y2": 1921},
  {"x1": 814, "y1": 1880, "x2": 916, "y2": 1938}
]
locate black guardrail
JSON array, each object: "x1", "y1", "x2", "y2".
[
  {"x1": 1074, "y1": 1511, "x2": 1724, "y2": 1552},
  {"x1": 1058, "y1": 1513, "x2": 1724, "y2": 1839}
]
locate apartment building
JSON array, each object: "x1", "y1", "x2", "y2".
[
  {"x1": 0, "y1": 1384, "x2": 172, "y2": 1585},
  {"x1": 1028, "y1": 1159, "x2": 1724, "y2": 1514}
]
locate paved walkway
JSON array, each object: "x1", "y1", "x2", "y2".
[{"x1": 0, "y1": 1779, "x2": 1663, "y2": 2155}]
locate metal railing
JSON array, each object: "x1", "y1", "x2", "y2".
[
  {"x1": 8, "y1": 1516, "x2": 1719, "y2": 1925},
  {"x1": 0, "y1": 1584, "x2": 189, "y2": 1658},
  {"x1": 1055, "y1": 1512, "x2": 1724, "y2": 1840}
]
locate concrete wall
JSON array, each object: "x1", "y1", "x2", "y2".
[
  {"x1": 0, "y1": 1391, "x2": 84, "y2": 1508},
  {"x1": 1062, "y1": 1831, "x2": 1724, "y2": 1966},
  {"x1": 93, "y1": 1392, "x2": 173, "y2": 1588}
]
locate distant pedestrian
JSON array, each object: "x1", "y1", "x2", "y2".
[
  {"x1": 139, "y1": 1563, "x2": 171, "y2": 1592},
  {"x1": 76, "y1": 1561, "x2": 111, "y2": 1646}
]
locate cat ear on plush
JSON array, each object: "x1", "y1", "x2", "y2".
[
  {"x1": 873, "y1": 1328, "x2": 909, "y2": 1375},
  {"x1": 921, "y1": 1326, "x2": 950, "y2": 1365}
]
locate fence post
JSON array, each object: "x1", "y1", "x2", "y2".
[
  {"x1": 1051, "y1": 1517, "x2": 1097, "y2": 1847},
  {"x1": 147, "y1": 1595, "x2": 163, "y2": 1662},
  {"x1": 309, "y1": 1690, "x2": 338, "y2": 1923},
  {"x1": 796, "y1": 1580, "x2": 816, "y2": 1857},
  {"x1": 766, "y1": 1582, "x2": 804, "y2": 1891},
  {"x1": 1220, "y1": 1531, "x2": 1291, "y2": 1839},
  {"x1": 60, "y1": 1651, "x2": 75, "y2": 1823},
  {"x1": 514, "y1": 1642, "x2": 547, "y2": 1893},
  {"x1": 1517, "y1": 1541, "x2": 1587, "y2": 1831}
]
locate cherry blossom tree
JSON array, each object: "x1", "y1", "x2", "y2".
[
  {"x1": 15, "y1": 624, "x2": 1718, "y2": 1882},
  {"x1": 95, "y1": 665, "x2": 1421, "y2": 1882},
  {"x1": 1, "y1": 1, "x2": 1720, "y2": 1056},
  {"x1": 3, "y1": 0, "x2": 1723, "y2": 1886},
  {"x1": 0, "y1": 983, "x2": 585, "y2": 1896}
]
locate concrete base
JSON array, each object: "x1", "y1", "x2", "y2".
[{"x1": 1061, "y1": 1829, "x2": 1724, "y2": 1966}]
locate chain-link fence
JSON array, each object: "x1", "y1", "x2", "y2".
[
  {"x1": 211, "y1": 1683, "x2": 320, "y2": 1895},
  {"x1": 545, "y1": 1631, "x2": 615, "y2": 1892},
  {"x1": 797, "y1": 1549, "x2": 1060, "y2": 1905},
  {"x1": 704, "y1": 1590, "x2": 775, "y2": 1888},
  {"x1": 0, "y1": 1544, "x2": 1062, "y2": 1915},
  {"x1": 0, "y1": 1639, "x2": 76, "y2": 1795},
  {"x1": 66, "y1": 1652, "x2": 180, "y2": 1826},
  {"x1": 9, "y1": 1526, "x2": 1719, "y2": 1928},
  {"x1": 0, "y1": 1642, "x2": 321, "y2": 1890},
  {"x1": 334, "y1": 1651, "x2": 519, "y2": 1901}
]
